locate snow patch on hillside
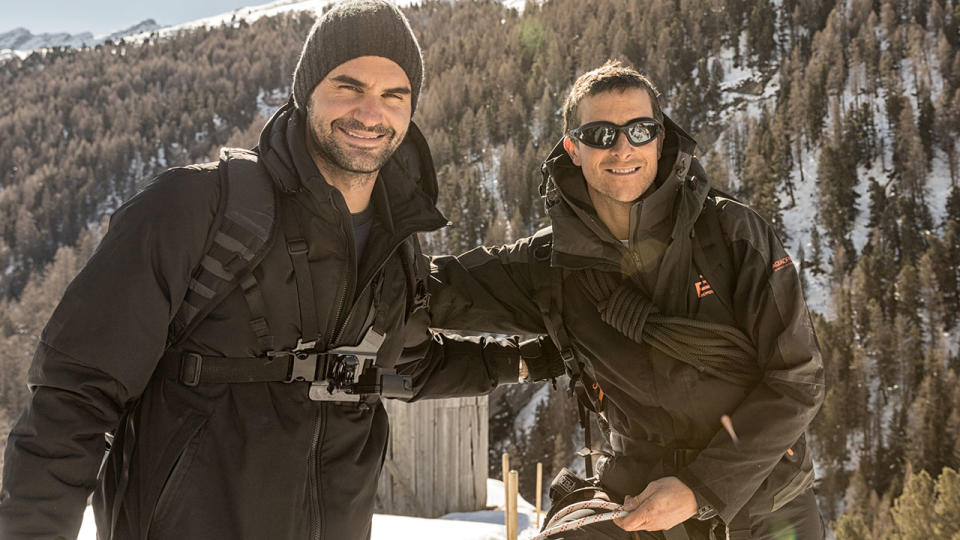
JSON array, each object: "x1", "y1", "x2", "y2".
[
  {"x1": 781, "y1": 144, "x2": 834, "y2": 316},
  {"x1": 0, "y1": 49, "x2": 30, "y2": 62},
  {"x1": 257, "y1": 87, "x2": 289, "y2": 119},
  {"x1": 926, "y1": 148, "x2": 956, "y2": 228}
]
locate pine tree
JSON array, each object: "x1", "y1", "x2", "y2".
[
  {"x1": 918, "y1": 90, "x2": 937, "y2": 166},
  {"x1": 833, "y1": 512, "x2": 871, "y2": 540},
  {"x1": 804, "y1": 61, "x2": 829, "y2": 141},
  {"x1": 899, "y1": 196, "x2": 929, "y2": 265},
  {"x1": 703, "y1": 148, "x2": 733, "y2": 195},
  {"x1": 808, "y1": 224, "x2": 825, "y2": 275},
  {"x1": 866, "y1": 299, "x2": 897, "y2": 403},
  {"x1": 867, "y1": 178, "x2": 888, "y2": 229},
  {"x1": 895, "y1": 100, "x2": 929, "y2": 202},
  {"x1": 891, "y1": 469, "x2": 939, "y2": 538},
  {"x1": 919, "y1": 247, "x2": 947, "y2": 337},
  {"x1": 817, "y1": 138, "x2": 859, "y2": 253},
  {"x1": 771, "y1": 104, "x2": 796, "y2": 208},
  {"x1": 746, "y1": 0, "x2": 777, "y2": 67},
  {"x1": 934, "y1": 467, "x2": 960, "y2": 538},
  {"x1": 844, "y1": 102, "x2": 877, "y2": 168},
  {"x1": 934, "y1": 89, "x2": 958, "y2": 185},
  {"x1": 740, "y1": 111, "x2": 786, "y2": 239}
]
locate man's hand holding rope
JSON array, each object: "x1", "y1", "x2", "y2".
[{"x1": 613, "y1": 476, "x2": 698, "y2": 532}]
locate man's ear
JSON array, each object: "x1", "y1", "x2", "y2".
[
  {"x1": 563, "y1": 136, "x2": 582, "y2": 166},
  {"x1": 656, "y1": 132, "x2": 664, "y2": 160}
]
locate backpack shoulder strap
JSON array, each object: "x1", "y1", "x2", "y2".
[
  {"x1": 527, "y1": 227, "x2": 603, "y2": 405},
  {"x1": 692, "y1": 190, "x2": 737, "y2": 319},
  {"x1": 398, "y1": 234, "x2": 430, "y2": 317},
  {"x1": 168, "y1": 147, "x2": 279, "y2": 348},
  {"x1": 527, "y1": 227, "x2": 571, "y2": 361},
  {"x1": 527, "y1": 226, "x2": 603, "y2": 476}
]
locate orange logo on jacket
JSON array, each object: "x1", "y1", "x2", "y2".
[
  {"x1": 695, "y1": 274, "x2": 713, "y2": 298},
  {"x1": 772, "y1": 256, "x2": 792, "y2": 272}
]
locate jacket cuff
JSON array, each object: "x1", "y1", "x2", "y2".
[
  {"x1": 490, "y1": 347, "x2": 521, "y2": 385},
  {"x1": 676, "y1": 468, "x2": 734, "y2": 524}
]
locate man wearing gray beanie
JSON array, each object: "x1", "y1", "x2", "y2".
[{"x1": 0, "y1": 1, "x2": 564, "y2": 539}]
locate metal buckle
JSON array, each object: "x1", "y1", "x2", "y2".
[
  {"x1": 284, "y1": 352, "x2": 318, "y2": 383},
  {"x1": 286, "y1": 238, "x2": 308, "y2": 255},
  {"x1": 180, "y1": 352, "x2": 203, "y2": 387},
  {"x1": 269, "y1": 338, "x2": 320, "y2": 383}
]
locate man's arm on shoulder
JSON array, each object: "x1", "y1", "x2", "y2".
[
  {"x1": 429, "y1": 236, "x2": 546, "y2": 333},
  {"x1": 0, "y1": 166, "x2": 220, "y2": 538},
  {"x1": 676, "y1": 202, "x2": 825, "y2": 524},
  {"x1": 397, "y1": 236, "x2": 560, "y2": 400}
]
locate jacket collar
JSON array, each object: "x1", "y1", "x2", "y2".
[
  {"x1": 539, "y1": 114, "x2": 708, "y2": 270},
  {"x1": 256, "y1": 100, "x2": 447, "y2": 237}
]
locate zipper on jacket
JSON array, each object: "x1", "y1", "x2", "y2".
[
  {"x1": 310, "y1": 408, "x2": 324, "y2": 540},
  {"x1": 330, "y1": 231, "x2": 417, "y2": 345},
  {"x1": 327, "y1": 205, "x2": 356, "y2": 346}
]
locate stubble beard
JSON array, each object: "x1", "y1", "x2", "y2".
[{"x1": 308, "y1": 117, "x2": 401, "y2": 184}]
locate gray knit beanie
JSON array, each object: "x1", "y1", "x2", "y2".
[{"x1": 292, "y1": 0, "x2": 423, "y2": 113}]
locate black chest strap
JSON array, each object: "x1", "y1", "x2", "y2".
[
  {"x1": 161, "y1": 326, "x2": 413, "y2": 401},
  {"x1": 279, "y1": 192, "x2": 321, "y2": 341}
]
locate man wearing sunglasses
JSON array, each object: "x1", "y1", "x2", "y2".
[{"x1": 426, "y1": 60, "x2": 825, "y2": 539}]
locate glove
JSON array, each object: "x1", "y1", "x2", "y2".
[{"x1": 518, "y1": 336, "x2": 567, "y2": 382}]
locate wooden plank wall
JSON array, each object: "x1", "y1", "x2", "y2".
[{"x1": 376, "y1": 396, "x2": 488, "y2": 517}]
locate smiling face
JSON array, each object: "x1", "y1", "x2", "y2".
[
  {"x1": 564, "y1": 88, "x2": 662, "y2": 210},
  {"x1": 305, "y1": 56, "x2": 412, "y2": 182}
]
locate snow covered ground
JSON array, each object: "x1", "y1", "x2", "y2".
[{"x1": 79, "y1": 478, "x2": 549, "y2": 540}]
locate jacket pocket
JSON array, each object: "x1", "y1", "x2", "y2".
[
  {"x1": 146, "y1": 414, "x2": 208, "y2": 538},
  {"x1": 771, "y1": 434, "x2": 814, "y2": 511},
  {"x1": 749, "y1": 434, "x2": 814, "y2": 515}
]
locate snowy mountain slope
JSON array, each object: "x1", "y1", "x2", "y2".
[
  {"x1": 0, "y1": 27, "x2": 94, "y2": 51},
  {"x1": 0, "y1": 19, "x2": 160, "y2": 52},
  {"x1": 2, "y1": 0, "x2": 530, "y2": 60}
]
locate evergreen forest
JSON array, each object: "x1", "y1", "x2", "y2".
[{"x1": 1, "y1": 0, "x2": 960, "y2": 534}]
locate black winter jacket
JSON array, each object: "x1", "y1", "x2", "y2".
[
  {"x1": 0, "y1": 103, "x2": 520, "y2": 540},
  {"x1": 428, "y1": 117, "x2": 825, "y2": 525}
]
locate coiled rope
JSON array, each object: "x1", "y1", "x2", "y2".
[
  {"x1": 531, "y1": 500, "x2": 628, "y2": 540},
  {"x1": 579, "y1": 269, "x2": 758, "y2": 387}
]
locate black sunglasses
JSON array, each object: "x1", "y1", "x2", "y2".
[{"x1": 568, "y1": 117, "x2": 662, "y2": 149}]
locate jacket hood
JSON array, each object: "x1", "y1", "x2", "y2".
[
  {"x1": 256, "y1": 100, "x2": 446, "y2": 235},
  {"x1": 538, "y1": 114, "x2": 710, "y2": 270}
]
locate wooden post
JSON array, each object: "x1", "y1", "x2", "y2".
[
  {"x1": 508, "y1": 469, "x2": 519, "y2": 540},
  {"x1": 502, "y1": 453, "x2": 510, "y2": 537},
  {"x1": 536, "y1": 462, "x2": 543, "y2": 529}
]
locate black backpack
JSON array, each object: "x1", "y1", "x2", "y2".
[{"x1": 166, "y1": 147, "x2": 428, "y2": 350}]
